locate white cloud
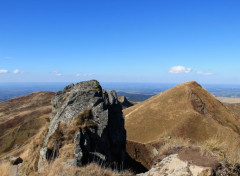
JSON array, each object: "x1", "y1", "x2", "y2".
[
  {"x1": 197, "y1": 71, "x2": 213, "y2": 76},
  {"x1": 0, "y1": 69, "x2": 9, "y2": 74},
  {"x1": 13, "y1": 69, "x2": 20, "y2": 74},
  {"x1": 169, "y1": 66, "x2": 192, "y2": 74},
  {"x1": 52, "y1": 71, "x2": 62, "y2": 76}
]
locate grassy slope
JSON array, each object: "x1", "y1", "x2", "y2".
[
  {"x1": 0, "y1": 92, "x2": 55, "y2": 157},
  {"x1": 224, "y1": 103, "x2": 240, "y2": 117},
  {"x1": 124, "y1": 81, "x2": 240, "y2": 144}
]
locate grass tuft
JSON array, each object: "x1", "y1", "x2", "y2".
[
  {"x1": 41, "y1": 158, "x2": 133, "y2": 176},
  {"x1": 75, "y1": 109, "x2": 92, "y2": 126}
]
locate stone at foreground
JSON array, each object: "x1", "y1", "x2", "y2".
[
  {"x1": 137, "y1": 154, "x2": 213, "y2": 176},
  {"x1": 38, "y1": 80, "x2": 126, "y2": 173}
]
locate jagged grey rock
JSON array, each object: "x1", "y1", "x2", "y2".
[
  {"x1": 38, "y1": 80, "x2": 126, "y2": 172},
  {"x1": 118, "y1": 96, "x2": 134, "y2": 108}
]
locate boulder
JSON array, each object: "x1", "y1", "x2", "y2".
[
  {"x1": 137, "y1": 154, "x2": 214, "y2": 176},
  {"x1": 38, "y1": 80, "x2": 126, "y2": 172},
  {"x1": 118, "y1": 96, "x2": 134, "y2": 109}
]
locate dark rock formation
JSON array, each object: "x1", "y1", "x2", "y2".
[
  {"x1": 9, "y1": 156, "x2": 23, "y2": 165},
  {"x1": 118, "y1": 96, "x2": 134, "y2": 109},
  {"x1": 191, "y1": 92, "x2": 208, "y2": 114},
  {"x1": 38, "y1": 80, "x2": 126, "y2": 172}
]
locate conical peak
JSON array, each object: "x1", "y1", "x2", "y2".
[{"x1": 177, "y1": 81, "x2": 202, "y2": 89}]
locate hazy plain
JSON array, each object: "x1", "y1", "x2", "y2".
[{"x1": 1, "y1": 82, "x2": 240, "y2": 102}]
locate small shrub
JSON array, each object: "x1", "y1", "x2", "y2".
[{"x1": 75, "y1": 108, "x2": 98, "y2": 132}]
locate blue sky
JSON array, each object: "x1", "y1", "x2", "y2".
[{"x1": 0, "y1": 0, "x2": 240, "y2": 84}]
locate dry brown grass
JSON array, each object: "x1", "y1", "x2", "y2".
[
  {"x1": 200, "y1": 137, "x2": 240, "y2": 164},
  {"x1": 74, "y1": 108, "x2": 98, "y2": 132},
  {"x1": 156, "y1": 137, "x2": 192, "y2": 156},
  {"x1": 224, "y1": 103, "x2": 240, "y2": 117},
  {"x1": 19, "y1": 126, "x2": 49, "y2": 176},
  {"x1": 41, "y1": 158, "x2": 133, "y2": 176},
  {"x1": 0, "y1": 92, "x2": 54, "y2": 156},
  {"x1": 0, "y1": 91, "x2": 55, "y2": 124},
  {"x1": 75, "y1": 108, "x2": 92, "y2": 125},
  {"x1": 0, "y1": 160, "x2": 10, "y2": 176},
  {"x1": 16, "y1": 123, "x2": 133, "y2": 176},
  {"x1": 153, "y1": 135, "x2": 240, "y2": 165},
  {"x1": 41, "y1": 140, "x2": 133, "y2": 176}
]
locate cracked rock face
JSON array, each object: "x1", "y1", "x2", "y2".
[
  {"x1": 137, "y1": 154, "x2": 213, "y2": 176},
  {"x1": 191, "y1": 93, "x2": 208, "y2": 114},
  {"x1": 38, "y1": 80, "x2": 126, "y2": 172}
]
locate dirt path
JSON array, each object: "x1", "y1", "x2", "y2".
[{"x1": 125, "y1": 104, "x2": 145, "y2": 118}]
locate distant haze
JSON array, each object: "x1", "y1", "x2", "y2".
[{"x1": 1, "y1": 82, "x2": 240, "y2": 102}]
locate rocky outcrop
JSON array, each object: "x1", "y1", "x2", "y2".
[
  {"x1": 38, "y1": 80, "x2": 126, "y2": 172},
  {"x1": 137, "y1": 154, "x2": 214, "y2": 176},
  {"x1": 191, "y1": 92, "x2": 208, "y2": 114},
  {"x1": 118, "y1": 96, "x2": 134, "y2": 109}
]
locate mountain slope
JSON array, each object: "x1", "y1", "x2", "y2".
[
  {"x1": 0, "y1": 92, "x2": 55, "y2": 157},
  {"x1": 124, "y1": 81, "x2": 240, "y2": 145},
  {"x1": 224, "y1": 103, "x2": 240, "y2": 117}
]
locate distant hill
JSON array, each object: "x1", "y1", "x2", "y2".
[
  {"x1": 118, "y1": 96, "x2": 135, "y2": 109},
  {"x1": 124, "y1": 81, "x2": 240, "y2": 143},
  {"x1": 117, "y1": 91, "x2": 154, "y2": 102}
]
